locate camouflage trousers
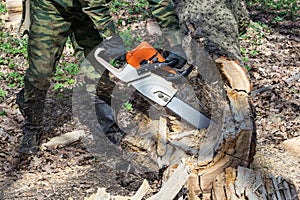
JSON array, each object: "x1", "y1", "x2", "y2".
[{"x1": 24, "y1": 0, "x2": 116, "y2": 101}]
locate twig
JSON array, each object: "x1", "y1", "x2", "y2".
[{"x1": 251, "y1": 73, "x2": 300, "y2": 96}]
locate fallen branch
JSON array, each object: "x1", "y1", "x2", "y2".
[{"x1": 40, "y1": 130, "x2": 85, "y2": 150}]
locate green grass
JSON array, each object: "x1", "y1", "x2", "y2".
[
  {"x1": 0, "y1": 2, "x2": 6, "y2": 14},
  {"x1": 110, "y1": 0, "x2": 150, "y2": 27},
  {"x1": 239, "y1": 20, "x2": 271, "y2": 71},
  {"x1": 6, "y1": 71, "x2": 24, "y2": 87},
  {"x1": 246, "y1": 0, "x2": 300, "y2": 20},
  {"x1": 123, "y1": 101, "x2": 133, "y2": 111},
  {"x1": 0, "y1": 88, "x2": 7, "y2": 102},
  {"x1": 0, "y1": 27, "x2": 27, "y2": 90},
  {"x1": 0, "y1": 32, "x2": 27, "y2": 56},
  {"x1": 53, "y1": 62, "x2": 79, "y2": 91},
  {"x1": 119, "y1": 28, "x2": 143, "y2": 50},
  {"x1": 110, "y1": 0, "x2": 150, "y2": 23},
  {"x1": 0, "y1": 29, "x2": 28, "y2": 89}
]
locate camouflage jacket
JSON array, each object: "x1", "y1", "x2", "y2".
[{"x1": 19, "y1": 0, "x2": 179, "y2": 38}]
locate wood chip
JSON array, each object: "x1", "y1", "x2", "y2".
[
  {"x1": 168, "y1": 139, "x2": 198, "y2": 155},
  {"x1": 156, "y1": 117, "x2": 167, "y2": 156},
  {"x1": 85, "y1": 187, "x2": 110, "y2": 200},
  {"x1": 147, "y1": 161, "x2": 191, "y2": 200},
  {"x1": 131, "y1": 179, "x2": 151, "y2": 200},
  {"x1": 112, "y1": 196, "x2": 131, "y2": 200},
  {"x1": 188, "y1": 171, "x2": 201, "y2": 200}
]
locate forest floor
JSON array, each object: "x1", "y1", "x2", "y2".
[
  {"x1": 241, "y1": 8, "x2": 300, "y2": 195},
  {"x1": 0, "y1": 4, "x2": 299, "y2": 200}
]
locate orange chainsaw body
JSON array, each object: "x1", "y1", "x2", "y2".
[
  {"x1": 125, "y1": 42, "x2": 176, "y2": 74},
  {"x1": 126, "y1": 41, "x2": 165, "y2": 68}
]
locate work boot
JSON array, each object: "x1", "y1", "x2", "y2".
[
  {"x1": 94, "y1": 97, "x2": 125, "y2": 144},
  {"x1": 16, "y1": 87, "x2": 47, "y2": 154}
]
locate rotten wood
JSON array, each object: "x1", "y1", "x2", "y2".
[{"x1": 209, "y1": 166, "x2": 299, "y2": 200}]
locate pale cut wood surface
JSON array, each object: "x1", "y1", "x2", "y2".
[{"x1": 216, "y1": 57, "x2": 252, "y2": 93}]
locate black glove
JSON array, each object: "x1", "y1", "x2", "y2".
[
  {"x1": 101, "y1": 34, "x2": 126, "y2": 60},
  {"x1": 163, "y1": 45, "x2": 187, "y2": 69}
]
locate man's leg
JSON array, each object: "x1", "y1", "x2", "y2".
[
  {"x1": 71, "y1": 15, "x2": 124, "y2": 144},
  {"x1": 17, "y1": 0, "x2": 72, "y2": 154}
]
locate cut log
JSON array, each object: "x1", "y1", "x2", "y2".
[
  {"x1": 119, "y1": 37, "x2": 259, "y2": 198},
  {"x1": 99, "y1": 0, "x2": 298, "y2": 197}
]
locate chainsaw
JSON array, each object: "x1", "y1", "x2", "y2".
[{"x1": 94, "y1": 42, "x2": 211, "y2": 129}]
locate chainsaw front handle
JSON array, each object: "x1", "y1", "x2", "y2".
[{"x1": 94, "y1": 47, "x2": 151, "y2": 83}]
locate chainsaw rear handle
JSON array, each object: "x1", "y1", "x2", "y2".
[{"x1": 166, "y1": 64, "x2": 194, "y2": 81}]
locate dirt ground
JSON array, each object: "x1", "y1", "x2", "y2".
[
  {"x1": 241, "y1": 9, "x2": 300, "y2": 194},
  {"x1": 1, "y1": 5, "x2": 300, "y2": 200}
]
